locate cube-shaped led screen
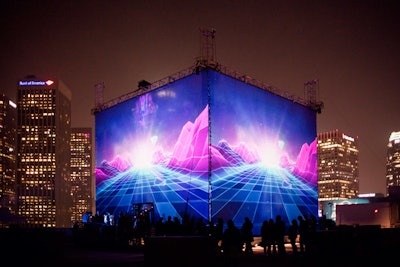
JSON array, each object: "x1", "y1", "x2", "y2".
[{"x1": 95, "y1": 68, "x2": 318, "y2": 233}]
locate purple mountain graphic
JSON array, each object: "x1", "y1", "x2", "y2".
[
  {"x1": 230, "y1": 142, "x2": 260, "y2": 164},
  {"x1": 96, "y1": 156, "x2": 132, "y2": 185},
  {"x1": 166, "y1": 105, "x2": 211, "y2": 171},
  {"x1": 292, "y1": 138, "x2": 318, "y2": 185},
  {"x1": 96, "y1": 105, "x2": 318, "y2": 186},
  {"x1": 166, "y1": 105, "x2": 253, "y2": 171},
  {"x1": 215, "y1": 140, "x2": 247, "y2": 166}
]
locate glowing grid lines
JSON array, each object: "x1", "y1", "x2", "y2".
[
  {"x1": 96, "y1": 165, "x2": 209, "y2": 220},
  {"x1": 210, "y1": 163, "x2": 317, "y2": 233}
]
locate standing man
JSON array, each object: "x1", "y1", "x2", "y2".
[{"x1": 241, "y1": 217, "x2": 254, "y2": 256}]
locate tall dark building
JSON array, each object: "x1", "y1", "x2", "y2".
[
  {"x1": 0, "y1": 93, "x2": 18, "y2": 214},
  {"x1": 17, "y1": 78, "x2": 72, "y2": 228},
  {"x1": 386, "y1": 131, "x2": 400, "y2": 195},
  {"x1": 317, "y1": 129, "x2": 359, "y2": 215},
  {"x1": 70, "y1": 127, "x2": 94, "y2": 224}
]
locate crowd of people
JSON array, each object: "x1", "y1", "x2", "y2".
[
  {"x1": 218, "y1": 215, "x2": 318, "y2": 266},
  {"x1": 78, "y1": 210, "x2": 321, "y2": 264},
  {"x1": 260, "y1": 214, "x2": 318, "y2": 257}
]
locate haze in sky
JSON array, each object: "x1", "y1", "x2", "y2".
[{"x1": 1, "y1": 0, "x2": 399, "y2": 195}]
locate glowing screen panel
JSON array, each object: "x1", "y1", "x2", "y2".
[
  {"x1": 209, "y1": 71, "x2": 318, "y2": 234},
  {"x1": 95, "y1": 69, "x2": 318, "y2": 234},
  {"x1": 95, "y1": 73, "x2": 210, "y2": 221}
]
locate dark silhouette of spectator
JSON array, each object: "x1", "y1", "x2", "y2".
[
  {"x1": 215, "y1": 218, "x2": 224, "y2": 253},
  {"x1": 173, "y1": 216, "x2": 182, "y2": 235},
  {"x1": 195, "y1": 217, "x2": 207, "y2": 236},
  {"x1": 307, "y1": 214, "x2": 318, "y2": 255},
  {"x1": 319, "y1": 214, "x2": 336, "y2": 231},
  {"x1": 288, "y1": 218, "x2": 299, "y2": 256},
  {"x1": 135, "y1": 211, "x2": 148, "y2": 244},
  {"x1": 260, "y1": 219, "x2": 275, "y2": 256},
  {"x1": 155, "y1": 217, "x2": 165, "y2": 236},
  {"x1": 164, "y1": 215, "x2": 175, "y2": 236},
  {"x1": 208, "y1": 219, "x2": 215, "y2": 238},
  {"x1": 92, "y1": 211, "x2": 103, "y2": 223},
  {"x1": 222, "y1": 219, "x2": 242, "y2": 267},
  {"x1": 268, "y1": 218, "x2": 278, "y2": 256},
  {"x1": 260, "y1": 220, "x2": 269, "y2": 256},
  {"x1": 117, "y1": 211, "x2": 134, "y2": 248},
  {"x1": 241, "y1": 217, "x2": 254, "y2": 256},
  {"x1": 298, "y1": 215, "x2": 308, "y2": 254},
  {"x1": 188, "y1": 216, "x2": 196, "y2": 235},
  {"x1": 275, "y1": 215, "x2": 286, "y2": 257},
  {"x1": 181, "y1": 213, "x2": 194, "y2": 235}
]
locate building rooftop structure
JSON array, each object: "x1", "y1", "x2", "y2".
[{"x1": 92, "y1": 28, "x2": 323, "y2": 115}]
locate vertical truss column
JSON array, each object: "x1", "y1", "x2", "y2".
[
  {"x1": 197, "y1": 27, "x2": 217, "y2": 67},
  {"x1": 94, "y1": 82, "x2": 105, "y2": 112},
  {"x1": 304, "y1": 79, "x2": 323, "y2": 113}
]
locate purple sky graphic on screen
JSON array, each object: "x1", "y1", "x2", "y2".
[{"x1": 96, "y1": 104, "x2": 317, "y2": 186}]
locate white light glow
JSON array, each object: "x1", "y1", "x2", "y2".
[
  {"x1": 128, "y1": 136, "x2": 159, "y2": 169},
  {"x1": 258, "y1": 140, "x2": 285, "y2": 167},
  {"x1": 8, "y1": 100, "x2": 16, "y2": 108}
]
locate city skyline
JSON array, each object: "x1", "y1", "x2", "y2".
[{"x1": 1, "y1": 0, "x2": 400, "y2": 195}]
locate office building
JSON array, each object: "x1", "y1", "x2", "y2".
[
  {"x1": 317, "y1": 129, "x2": 359, "y2": 214},
  {"x1": 70, "y1": 127, "x2": 94, "y2": 224},
  {"x1": 0, "y1": 93, "x2": 18, "y2": 214},
  {"x1": 386, "y1": 131, "x2": 400, "y2": 195},
  {"x1": 17, "y1": 77, "x2": 72, "y2": 228}
]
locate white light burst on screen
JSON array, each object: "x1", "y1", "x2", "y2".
[
  {"x1": 130, "y1": 136, "x2": 158, "y2": 169},
  {"x1": 258, "y1": 140, "x2": 285, "y2": 167}
]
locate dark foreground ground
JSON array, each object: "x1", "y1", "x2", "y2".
[
  {"x1": 61, "y1": 243, "x2": 316, "y2": 267},
  {"x1": 57, "y1": 241, "x2": 329, "y2": 267},
  {"x1": 49, "y1": 238, "x2": 398, "y2": 267},
  {"x1": 2, "y1": 226, "x2": 400, "y2": 266}
]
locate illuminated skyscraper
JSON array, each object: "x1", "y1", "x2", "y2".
[
  {"x1": 317, "y1": 129, "x2": 359, "y2": 213},
  {"x1": 386, "y1": 131, "x2": 400, "y2": 195},
  {"x1": 17, "y1": 77, "x2": 72, "y2": 228},
  {"x1": 0, "y1": 93, "x2": 18, "y2": 214},
  {"x1": 70, "y1": 127, "x2": 94, "y2": 223}
]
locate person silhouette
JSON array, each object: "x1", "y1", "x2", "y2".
[
  {"x1": 288, "y1": 218, "x2": 299, "y2": 256},
  {"x1": 221, "y1": 219, "x2": 242, "y2": 267},
  {"x1": 215, "y1": 218, "x2": 224, "y2": 253},
  {"x1": 298, "y1": 215, "x2": 308, "y2": 254},
  {"x1": 260, "y1": 220, "x2": 269, "y2": 256},
  {"x1": 241, "y1": 217, "x2": 254, "y2": 256},
  {"x1": 267, "y1": 218, "x2": 277, "y2": 256},
  {"x1": 275, "y1": 215, "x2": 286, "y2": 257}
]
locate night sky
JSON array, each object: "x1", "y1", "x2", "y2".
[{"x1": 1, "y1": 0, "x2": 399, "y2": 195}]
